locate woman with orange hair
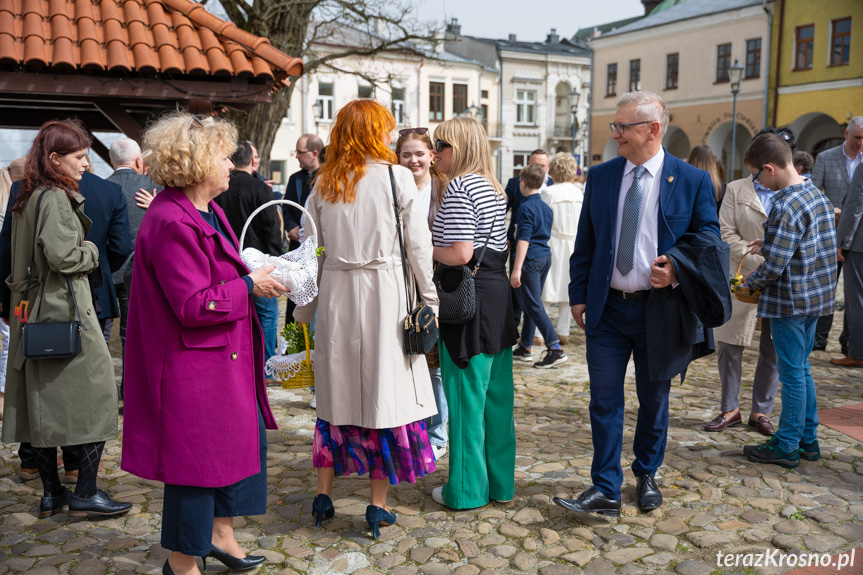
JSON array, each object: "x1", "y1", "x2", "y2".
[{"x1": 294, "y1": 100, "x2": 439, "y2": 539}]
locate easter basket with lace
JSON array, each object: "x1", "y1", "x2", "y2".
[
  {"x1": 729, "y1": 250, "x2": 763, "y2": 304},
  {"x1": 240, "y1": 200, "x2": 319, "y2": 388}
]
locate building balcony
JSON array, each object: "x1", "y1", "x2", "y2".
[{"x1": 551, "y1": 124, "x2": 580, "y2": 139}]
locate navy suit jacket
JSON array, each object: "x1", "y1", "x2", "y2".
[
  {"x1": 568, "y1": 149, "x2": 720, "y2": 329},
  {"x1": 79, "y1": 171, "x2": 133, "y2": 319}
]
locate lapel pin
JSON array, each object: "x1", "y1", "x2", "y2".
[{"x1": 667, "y1": 176, "x2": 674, "y2": 183}]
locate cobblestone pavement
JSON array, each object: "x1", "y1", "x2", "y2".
[{"x1": 2, "y1": 319, "x2": 863, "y2": 575}]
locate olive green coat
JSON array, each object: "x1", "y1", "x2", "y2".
[{"x1": 1, "y1": 187, "x2": 117, "y2": 447}]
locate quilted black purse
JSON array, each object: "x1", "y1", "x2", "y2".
[
  {"x1": 432, "y1": 212, "x2": 497, "y2": 325},
  {"x1": 389, "y1": 166, "x2": 438, "y2": 355},
  {"x1": 20, "y1": 190, "x2": 87, "y2": 360}
]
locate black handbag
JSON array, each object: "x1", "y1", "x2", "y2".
[
  {"x1": 432, "y1": 212, "x2": 497, "y2": 325},
  {"x1": 20, "y1": 190, "x2": 86, "y2": 360},
  {"x1": 389, "y1": 166, "x2": 438, "y2": 355}
]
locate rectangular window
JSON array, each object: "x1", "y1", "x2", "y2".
[
  {"x1": 831, "y1": 18, "x2": 851, "y2": 66},
  {"x1": 513, "y1": 152, "x2": 529, "y2": 178},
  {"x1": 795, "y1": 24, "x2": 814, "y2": 70},
  {"x1": 452, "y1": 83, "x2": 468, "y2": 116},
  {"x1": 269, "y1": 160, "x2": 285, "y2": 185},
  {"x1": 515, "y1": 89, "x2": 536, "y2": 125},
  {"x1": 606, "y1": 63, "x2": 617, "y2": 96},
  {"x1": 481, "y1": 103, "x2": 489, "y2": 126},
  {"x1": 316, "y1": 83, "x2": 334, "y2": 121},
  {"x1": 745, "y1": 38, "x2": 761, "y2": 78},
  {"x1": 628, "y1": 59, "x2": 640, "y2": 92},
  {"x1": 358, "y1": 85, "x2": 374, "y2": 99},
  {"x1": 391, "y1": 88, "x2": 406, "y2": 124},
  {"x1": 429, "y1": 81, "x2": 444, "y2": 121},
  {"x1": 481, "y1": 89, "x2": 489, "y2": 99},
  {"x1": 665, "y1": 53, "x2": 679, "y2": 90},
  {"x1": 715, "y1": 43, "x2": 731, "y2": 82}
]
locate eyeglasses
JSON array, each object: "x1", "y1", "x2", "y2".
[
  {"x1": 187, "y1": 115, "x2": 204, "y2": 130},
  {"x1": 294, "y1": 150, "x2": 312, "y2": 155},
  {"x1": 434, "y1": 140, "x2": 452, "y2": 153},
  {"x1": 399, "y1": 127, "x2": 429, "y2": 136},
  {"x1": 608, "y1": 120, "x2": 656, "y2": 136},
  {"x1": 752, "y1": 167, "x2": 764, "y2": 185}
]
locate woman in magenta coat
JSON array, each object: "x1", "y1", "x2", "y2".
[{"x1": 121, "y1": 111, "x2": 285, "y2": 575}]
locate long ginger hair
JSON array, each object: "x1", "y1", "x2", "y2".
[
  {"x1": 315, "y1": 100, "x2": 396, "y2": 203},
  {"x1": 14, "y1": 119, "x2": 91, "y2": 214}
]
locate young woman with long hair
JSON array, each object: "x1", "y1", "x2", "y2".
[
  {"x1": 396, "y1": 128, "x2": 449, "y2": 460},
  {"x1": 430, "y1": 117, "x2": 518, "y2": 509},
  {"x1": 295, "y1": 100, "x2": 439, "y2": 538},
  {"x1": 3, "y1": 120, "x2": 131, "y2": 519},
  {"x1": 687, "y1": 144, "x2": 724, "y2": 206}
]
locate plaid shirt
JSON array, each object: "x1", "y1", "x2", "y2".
[{"x1": 747, "y1": 179, "x2": 837, "y2": 318}]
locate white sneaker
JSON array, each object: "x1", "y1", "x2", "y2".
[
  {"x1": 432, "y1": 445, "x2": 447, "y2": 460},
  {"x1": 431, "y1": 486, "x2": 445, "y2": 505},
  {"x1": 310, "y1": 394, "x2": 317, "y2": 409}
]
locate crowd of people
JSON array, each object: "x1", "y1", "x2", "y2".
[{"x1": 0, "y1": 91, "x2": 859, "y2": 572}]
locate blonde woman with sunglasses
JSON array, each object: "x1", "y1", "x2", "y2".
[{"x1": 430, "y1": 117, "x2": 518, "y2": 509}]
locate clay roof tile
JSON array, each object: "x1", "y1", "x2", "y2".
[
  {"x1": 5, "y1": 0, "x2": 302, "y2": 86},
  {"x1": 51, "y1": 35, "x2": 76, "y2": 67}
]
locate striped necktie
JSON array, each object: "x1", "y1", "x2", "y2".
[{"x1": 615, "y1": 165, "x2": 647, "y2": 276}]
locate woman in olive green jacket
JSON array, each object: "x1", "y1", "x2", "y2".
[{"x1": 2, "y1": 120, "x2": 130, "y2": 519}]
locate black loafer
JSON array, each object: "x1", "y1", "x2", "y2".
[
  {"x1": 39, "y1": 488, "x2": 70, "y2": 518},
  {"x1": 68, "y1": 489, "x2": 132, "y2": 517},
  {"x1": 636, "y1": 474, "x2": 662, "y2": 512},
  {"x1": 553, "y1": 486, "x2": 621, "y2": 517}
]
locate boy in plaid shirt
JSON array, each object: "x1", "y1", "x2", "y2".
[{"x1": 741, "y1": 133, "x2": 837, "y2": 468}]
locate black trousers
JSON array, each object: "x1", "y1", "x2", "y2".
[{"x1": 160, "y1": 407, "x2": 267, "y2": 556}]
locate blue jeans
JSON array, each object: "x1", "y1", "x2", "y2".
[
  {"x1": 426, "y1": 368, "x2": 448, "y2": 447},
  {"x1": 254, "y1": 295, "x2": 280, "y2": 364},
  {"x1": 770, "y1": 315, "x2": 819, "y2": 453},
  {"x1": 518, "y1": 255, "x2": 558, "y2": 348}
]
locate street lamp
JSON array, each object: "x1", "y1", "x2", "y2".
[
  {"x1": 466, "y1": 103, "x2": 480, "y2": 118},
  {"x1": 570, "y1": 88, "x2": 580, "y2": 163},
  {"x1": 312, "y1": 100, "x2": 323, "y2": 133},
  {"x1": 728, "y1": 59, "x2": 744, "y2": 180}
]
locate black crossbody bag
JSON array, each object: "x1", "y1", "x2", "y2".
[
  {"x1": 388, "y1": 166, "x2": 438, "y2": 355},
  {"x1": 432, "y1": 210, "x2": 497, "y2": 325},
  {"x1": 21, "y1": 190, "x2": 87, "y2": 360}
]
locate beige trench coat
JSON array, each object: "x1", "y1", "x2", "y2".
[
  {"x1": 713, "y1": 178, "x2": 768, "y2": 347},
  {"x1": 295, "y1": 162, "x2": 439, "y2": 429}
]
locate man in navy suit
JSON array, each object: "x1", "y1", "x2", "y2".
[{"x1": 555, "y1": 91, "x2": 720, "y2": 516}]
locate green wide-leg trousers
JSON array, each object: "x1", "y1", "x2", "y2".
[{"x1": 439, "y1": 340, "x2": 516, "y2": 509}]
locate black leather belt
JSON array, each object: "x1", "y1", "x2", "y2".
[{"x1": 610, "y1": 288, "x2": 651, "y2": 301}]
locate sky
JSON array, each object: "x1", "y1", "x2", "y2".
[{"x1": 415, "y1": 0, "x2": 647, "y2": 42}]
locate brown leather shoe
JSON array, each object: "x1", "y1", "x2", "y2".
[
  {"x1": 63, "y1": 470, "x2": 79, "y2": 484},
  {"x1": 748, "y1": 415, "x2": 775, "y2": 436},
  {"x1": 704, "y1": 411, "x2": 742, "y2": 432},
  {"x1": 830, "y1": 356, "x2": 863, "y2": 367},
  {"x1": 18, "y1": 467, "x2": 39, "y2": 481}
]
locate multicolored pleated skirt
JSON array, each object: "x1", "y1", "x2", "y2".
[{"x1": 313, "y1": 418, "x2": 437, "y2": 484}]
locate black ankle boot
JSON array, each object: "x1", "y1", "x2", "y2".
[
  {"x1": 203, "y1": 544, "x2": 266, "y2": 571},
  {"x1": 311, "y1": 493, "x2": 335, "y2": 527}
]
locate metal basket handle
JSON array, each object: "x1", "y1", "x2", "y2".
[{"x1": 239, "y1": 199, "x2": 318, "y2": 253}]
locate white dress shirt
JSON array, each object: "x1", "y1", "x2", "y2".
[
  {"x1": 843, "y1": 143, "x2": 862, "y2": 183},
  {"x1": 610, "y1": 148, "x2": 665, "y2": 292}
]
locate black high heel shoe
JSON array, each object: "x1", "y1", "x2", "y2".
[
  {"x1": 365, "y1": 505, "x2": 397, "y2": 539},
  {"x1": 202, "y1": 544, "x2": 266, "y2": 571},
  {"x1": 311, "y1": 493, "x2": 335, "y2": 527},
  {"x1": 162, "y1": 560, "x2": 174, "y2": 575}
]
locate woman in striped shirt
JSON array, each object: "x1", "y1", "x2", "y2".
[{"x1": 430, "y1": 117, "x2": 518, "y2": 509}]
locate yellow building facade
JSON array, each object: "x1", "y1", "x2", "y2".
[{"x1": 769, "y1": 0, "x2": 863, "y2": 153}]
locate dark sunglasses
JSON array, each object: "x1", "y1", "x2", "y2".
[
  {"x1": 399, "y1": 127, "x2": 429, "y2": 136},
  {"x1": 434, "y1": 139, "x2": 452, "y2": 153}
]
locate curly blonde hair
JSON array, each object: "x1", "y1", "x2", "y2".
[
  {"x1": 548, "y1": 152, "x2": 579, "y2": 184},
  {"x1": 142, "y1": 111, "x2": 238, "y2": 188}
]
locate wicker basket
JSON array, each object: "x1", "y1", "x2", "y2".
[
  {"x1": 731, "y1": 250, "x2": 762, "y2": 304},
  {"x1": 266, "y1": 323, "x2": 314, "y2": 389},
  {"x1": 241, "y1": 200, "x2": 318, "y2": 389}
]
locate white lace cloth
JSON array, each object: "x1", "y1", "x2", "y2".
[
  {"x1": 265, "y1": 350, "x2": 314, "y2": 382},
  {"x1": 240, "y1": 236, "x2": 319, "y2": 306}
]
